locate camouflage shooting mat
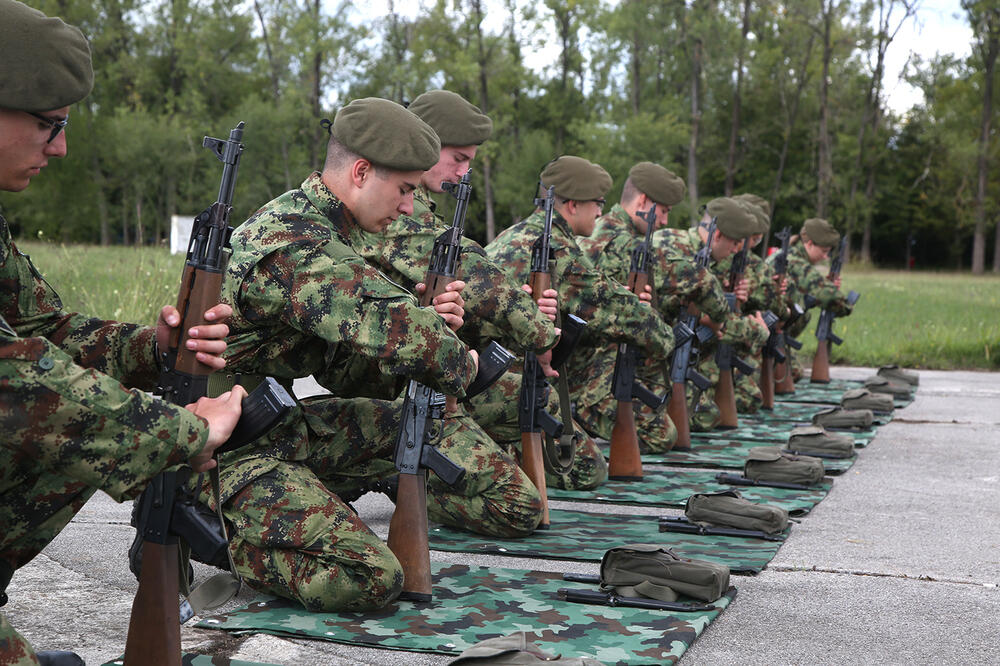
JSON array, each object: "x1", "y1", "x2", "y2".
[
  {"x1": 778, "y1": 383, "x2": 914, "y2": 408},
  {"x1": 747, "y1": 405, "x2": 893, "y2": 426},
  {"x1": 427, "y1": 508, "x2": 783, "y2": 573},
  {"x1": 195, "y1": 563, "x2": 738, "y2": 665},
  {"x1": 547, "y1": 469, "x2": 831, "y2": 515},
  {"x1": 103, "y1": 656, "x2": 280, "y2": 666},
  {"x1": 691, "y1": 421, "x2": 877, "y2": 446},
  {"x1": 634, "y1": 439, "x2": 856, "y2": 474}
]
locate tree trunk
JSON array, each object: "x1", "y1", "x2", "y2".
[
  {"x1": 254, "y1": 0, "x2": 292, "y2": 190},
  {"x1": 470, "y1": 0, "x2": 497, "y2": 242},
  {"x1": 972, "y1": 13, "x2": 998, "y2": 274},
  {"x1": 688, "y1": 36, "x2": 702, "y2": 220},
  {"x1": 724, "y1": 0, "x2": 751, "y2": 196},
  {"x1": 816, "y1": 0, "x2": 834, "y2": 219},
  {"x1": 309, "y1": 0, "x2": 324, "y2": 171},
  {"x1": 629, "y1": 0, "x2": 642, "y2": 115}
]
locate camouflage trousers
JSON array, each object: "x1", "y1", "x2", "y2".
[
  {"x1": 0, "y1": 614, "x2": 39, "y2": 666},
  {"x1": 198, "y1": 395, "x2": 542, "y2": 612},
  {"x1": 569, "y1": 347, "x2": 677, "y2": 453},
  {"x1": 465, "y1": 370, "x2": 608, "y2": 490},
  {"x1": 0, "y1": 456, "x2": 97, "y2": 665}
]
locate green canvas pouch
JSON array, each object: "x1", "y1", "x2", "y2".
[
  {"x1": 685, "y1": 489, "x2": 789, "y2": 535},
  {"x1": 812, "y1": 406, "x2": 874, "y2": 429},
  {"x1": 877, "y1": 364, "x2": 919, "y2": 386},
  {"x1": 863, "y1": 375, "x2": 913, "y2": 398},
  {"x1": 841, "y1": 388, "x2": 894, "y2": 413},
  {"x1": 785, "y1": 426, "x2": 855, "y2": 458},
  {"x1": 599, "y1": 543, "x2": 730, "y2": 603},
  {"x1": 744, "y1": 446, "x2": 825, "y2": 485},
  {"x1": 448, "y1": 632, "x2": 604, "y2": 665}
]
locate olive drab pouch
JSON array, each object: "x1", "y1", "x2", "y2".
[
  {"x1": 685, "y1": 490, "x2": 789, "y2": 535},
  {"x1": 599, "y1": 543, "x2": 730, "y2": 603},
  {"x1": 744, "y1": 446, "x2": 825, "y2": 486},
  {"x1": 877, "y1": 363, "x2": 919, "y2": 386},
  {"x1": 448, "y1": 632, "x2": 604, "y2": 665},
  {"x1": 784, "y1": 426, "x2": 855, "y2": 458},
  {"x1": 863, "y1": 375, "x2": 913, "y2": 398},
  {"x1": 812, "y1": 406, "x2": 874, "y2": 429},
  {"x1": 841, "y1": 388, "x2": 894, "y2": 413}
]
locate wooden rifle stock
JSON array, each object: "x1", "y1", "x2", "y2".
[
  {"x1": 609, "y1": 400, "x2": 643, "y2": 479},
  {"x1": 811, "y1": 339, "x2": 831, "y2": 383},
  {"x1": 666, "y1": 383, "x2": 691, "y2": 450},
  {"x1": 774, "y1": 355, "x2": 796, "y2": 394},
  {"x1": 520, "y1": 431, "x2": 549, "y2": 527},
  {"x1": 714, "y1": 368, "x2": 738, "y2": 428},
  {"x1": 125, "y1": 543, "x2": 181, "y2": 666},
  {"x1": 759, "y1": 354, "x2": 776, "y2": 409},
  {"x1": 386, "y1": 471, "x2": 432, "y2": 600}
]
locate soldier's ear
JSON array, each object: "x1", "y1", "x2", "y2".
[{"x1": 350, "y1": 159, "x2": 373, "y2": 188}]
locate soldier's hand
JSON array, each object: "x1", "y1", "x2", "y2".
[
  {"x1": 156, "y1": 303, "x2": 232, "y2": 371},
  {"x1": 749, "y1": 311, "x2": 768, "y2": 335},
  {"x1": 735, "y1": 278, "x2": 750, "y2": 304},
  {"x1": 186, "y1": 386, "x2": 248, "y2": 472},
  {"x1": 639, "y1": 283, "x2": 654, "y2": 306},
  {"x1": 417, "y1": 280, "x2": 466, "y2": 331},
  {"x1": 774, "y1": 274, "x2": 788, "y2": 298},
  {"x1": 536, "y1": 346, "x2": 558, "y2": 378},
  {"x1": 522, "y1": 285, "x2": 559, "y2": 322},
  {"x1": 832, "y1": 276, "x2": 842, "y2": 289}
]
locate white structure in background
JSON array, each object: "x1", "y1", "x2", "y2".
[{"x1": 170, "y1": 214, "x2": 196, "y2": 255}]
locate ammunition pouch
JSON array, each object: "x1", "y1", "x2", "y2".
[
  {"x1": 685, "y1": 490, "x2": 789, "y2": 535},
  {"x1": 449, "y1": 632, "x2": 603, "y2": 666},
  {"x1": 863, "y1": 375, "x2": 913, "y2": 398},
  {"x1": 812, "y1": 406, "x2": 874, "y2": 430},
  {"x1": 877, "y1": 364, "x2": 919, "y2": 387},
  {"x1": 841, "y1": 388, "x2": 894, "y2": 414},
  {"x1": 599, "y1": 543, "x2": 730, "y2": 603},
  {"x1": 744, "y1": 446, "x2": 825, "y2": 486},
  {"x1": 784, "y1": 426, "x2": 855, "y2": 459}
]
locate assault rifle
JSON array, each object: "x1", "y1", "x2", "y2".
[
  {"x1": 125, "y1": 123, "x2": 295, "y2": 666},
  {"x1": 684, "y1": 218, "x2": 720, "y2": 418},
  {"x1": 760, "y1": 226, "x2": 791, "y2": 407},
  {"x1": 386, "y1": 172, "x2": 513, "y2": 600},
  {"x1": 519, "y1": 186, "x2": 586, "y2": 528},
  {"x1": 714, "y1": 238, "x2": 754, "y2": 429},
  {"x1": 810, "y1": 237, "x2": 861, "y2": 383},
  {"x1": 608, "y1": 204, "x2": 665, "y2": 480}
]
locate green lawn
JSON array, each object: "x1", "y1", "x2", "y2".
[{"x1": 17, "y1": 242, "x2": 1000, "y2": 370}]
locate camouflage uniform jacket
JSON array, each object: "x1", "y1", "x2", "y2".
[
  {"x1": 587, "y1": 205, "x2": 733, "y2": 326},
  {"x1": 219, "y1": 172, "x2": 476, "y2": 463},
  {"x1": 485, "y1": 210, "x2": 673, "y2": 358},
  {"x1": 0, "y1": 214, "x2": 207, "y2": 503},
  {"x1": 773, "y1": 241, "x2": 852, "y2": 316},
  {"x1": 656, "y1": 226, "x2": 766, "y2": 348},
  {"x1": 354, "y1": 185, "x2": 557, "y2": 354}
]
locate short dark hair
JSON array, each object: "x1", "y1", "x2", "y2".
[{"x1": 620, "y1": 178, "x2": 641, "y2": 205}]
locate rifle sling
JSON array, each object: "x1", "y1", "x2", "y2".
[
  {"x1": 543, "y1": 372, "x2": 577, "y2": 475},
  {"x1": 207, "y1": 371, "x2": 293, "y2": 398}
]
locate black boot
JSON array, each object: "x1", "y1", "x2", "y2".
[{"x1": 36, "y1": 651, "x2": 85, "y2": 666}]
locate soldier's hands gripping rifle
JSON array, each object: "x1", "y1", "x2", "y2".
[
  {"x1": 683, "y1": 218, "x2": 719, "y2": 418},
  {"x1": 126, "y1": 123, "x2": 295, "y2": 666},
  {"x1": 387, "y1": 172, "x2": 514, "y2": 600},
  {"x1": 811, "y1": 237, "x2": 861, "y2": 383},
  {"x1": 518, "y1": 185, "x2": 586, "y2": 528},
  {"x1": 608, "y1": 204, "x2": 664, "y2": 479}
]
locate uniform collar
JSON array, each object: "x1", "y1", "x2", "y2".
[{"x1": 300, "y1": 171, "x2": 360, "y2": 246}]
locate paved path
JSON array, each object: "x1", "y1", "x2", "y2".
[{"x1": 4, "y1": 367, "x2": 998, "y2": 665}]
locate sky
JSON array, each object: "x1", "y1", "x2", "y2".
[{"x1": 336, "y1": 0, "x2": 975, "y2": 115}]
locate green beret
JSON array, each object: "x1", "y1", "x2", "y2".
[
  {"x1": 801, "y1": 217, "x2": 840, "y2": 247},
  {"x1": 628, "y1": 162, "x2": 686, "y2": 206},
  {"x1": 540, "y1": 155, "x2": 612, "y2": 201},
  {"x1": 706, "y1": 197, "x2": 757, "y2": 240},
  {"x1": 333, "y1": 97, "x2": 441, "y2": 172},
  {"x1": 738, "y1": 193, "x2": 771, "y2": 217},
  {"x1": 408, "y1": 90, "x2": 493, "y2": 146},
  {"x1": 0, "y1": 0, "x2": 93, "y2": 112},
  {"x1": 734, "y1": 196, "x2": 769, "y2": 234}
]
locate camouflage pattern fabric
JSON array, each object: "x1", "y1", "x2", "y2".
[
  {"x1": 354, "y1": 185, "x2": 557, "y2": 355},
  {"x1": 197, "y1": 563, "x2": 738, "y2": 665},
  {"x1": 485, "y1": 210, "x2": 675, "y2": 364},
  {"x1": 692, "y1": 421, "x2": 877, "y2": 446},
  {"x1": 428, "y1": 508, "x2": 783, "y2": 573},
  {"x1": 464, "y1": 371, "x2": 608, "y2": 490},
  {"x1": 200, "y1": 173, "x2": 540, "y2": 611},
  {"x1": 745, "y1": 406, "x2": 892, "y2": 427},
  {"x1": 600, "y1": 439, "x2": 856, "y2": 475},
  {"x1": 781, "y1": 383, "x2": 914, "y2": 408},
  {"x1": 547, "y1": 470, "x2": 831, "y2": 515},
  {"x1": 0, "y1": 216, "x2": 210, "y2": 664}
]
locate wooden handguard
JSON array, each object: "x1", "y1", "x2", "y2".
[
  {"x1": 387, "y1": 471, "x2": 433, "y2": 600},
  {"x1": 170, "y1": 265, "x2": 224, "y2": 377}
]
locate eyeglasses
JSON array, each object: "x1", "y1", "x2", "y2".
[
  {"x1": 589, "y1": 198, "x2": 607, "y2": 210},
  {"x1": 25, "y1": 111, "x2": 68, "y2": 144}
]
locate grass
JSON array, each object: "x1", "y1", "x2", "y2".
[{"x1": 17, "y1": 243, "x2": 1000, "y2": 371}]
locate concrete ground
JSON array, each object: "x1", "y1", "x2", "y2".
[{"x1": 4, "y1": 367, "x2": 998, "y2": 665}]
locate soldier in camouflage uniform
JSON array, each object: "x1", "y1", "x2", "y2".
[
  {"x1": 201, "y1": 98, "x2": 544, "y2": 614},
  {"x1": 0, "y1": 3, "x2": 245, "y2": 663},
  {"x1": 354, "y1": 90, "x2": 607, "y2": 491},
  {"x1": 485, "y1": 156, "x2": 676, "y2": 450},
  {"x1": 769, "y1": 217, "x2": 854, "y2": 381},
  {"x1": 658, "y1": 199, "x2": 769, "y2": 430}
]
